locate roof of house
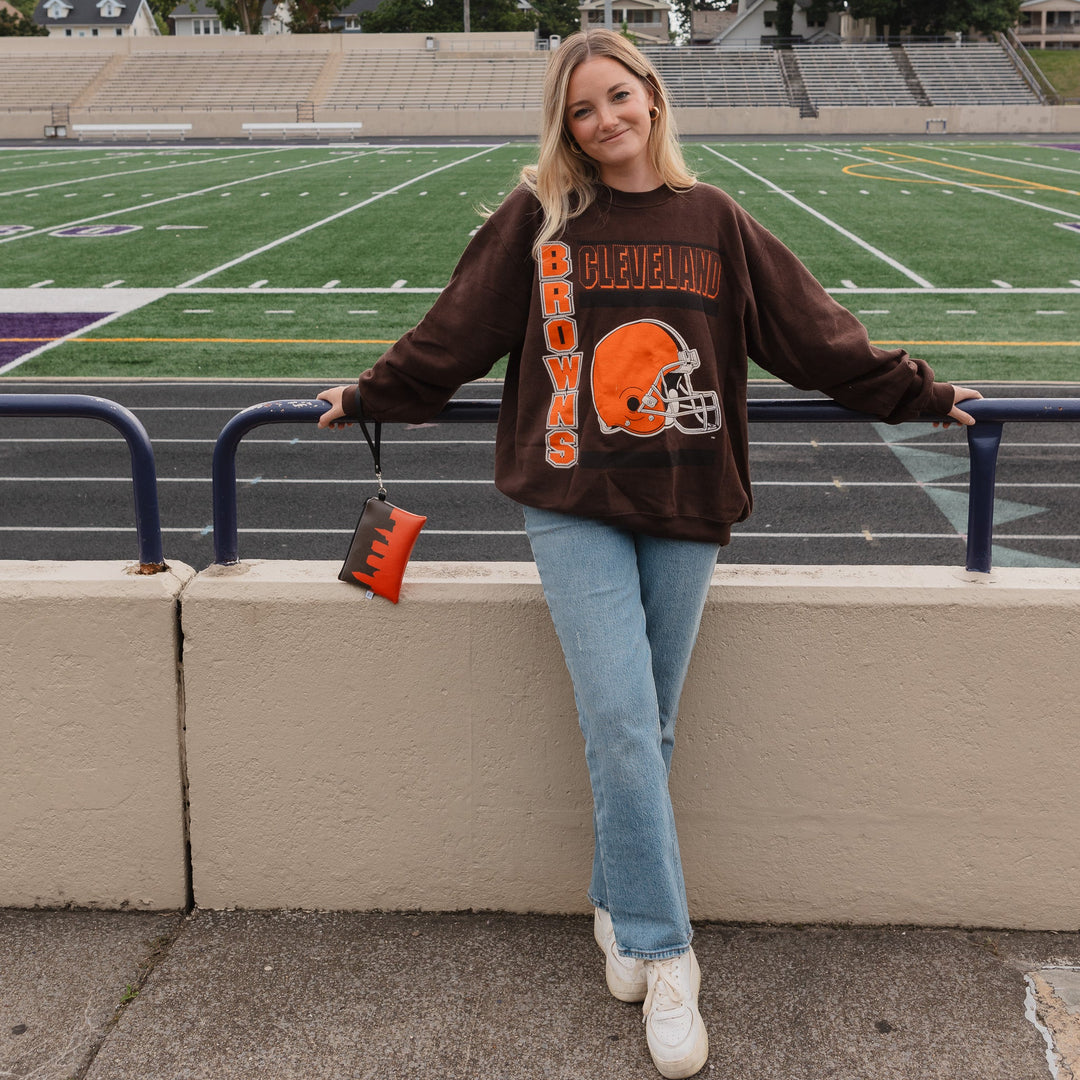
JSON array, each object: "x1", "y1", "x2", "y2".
[{"x1": 34, "y1": 0, "x2": 145, "y2": 26}]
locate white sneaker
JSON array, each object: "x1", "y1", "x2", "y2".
[
  {"x1": 642, "y1": 949, "x2": 709, "y2": 1079},
  {"x1": 593, "y1": 907, "x2": 647, "y2": 1002}
]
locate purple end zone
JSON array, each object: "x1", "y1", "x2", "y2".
[
  {"x1": 1040, "y1": 144, "x2": 1080, "y2": 152},
  {"x1": 0, "y1": 312, "x2": 111, "y2": 370}
]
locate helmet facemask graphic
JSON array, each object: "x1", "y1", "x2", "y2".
[{"x1": 591, "y1": 320, "x2": 722, "y2": 437}]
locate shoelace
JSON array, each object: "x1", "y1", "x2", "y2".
[{"x1": 643, "y1": 960, "x2": 688, "y2": 1021}]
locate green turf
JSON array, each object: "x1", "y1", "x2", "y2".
[{"x1": 3, "y1": 140, "x2": 1079, "y2": 382}]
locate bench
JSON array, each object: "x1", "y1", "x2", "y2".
[
  {"x1": 71, "y1": 123, "x2": 192, "y2": 141},
  {"x1": 242, "y1": 121, "x2": 364, "y2": 140}
]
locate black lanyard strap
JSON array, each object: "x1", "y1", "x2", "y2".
[{"x1": 358, "y1": 418, "x2": 386, "y2": 498}]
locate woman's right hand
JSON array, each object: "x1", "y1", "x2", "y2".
[{"x1": 316, "y1": 386, "x2": 351, "y2": 429}]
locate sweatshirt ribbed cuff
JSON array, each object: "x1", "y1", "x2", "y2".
[{"x1": 930, "y1": 381, "x2": 955, "y2": 418}]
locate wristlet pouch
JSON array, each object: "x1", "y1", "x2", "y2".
[{"x1": 338, "y1": 419, "x2": 426, "y2": 603}]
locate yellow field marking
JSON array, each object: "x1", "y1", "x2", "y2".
[
  {"x1": 69, "y1": 336, "x2": 398, "y2": 345},
  {"x1": 845, "y1": 148, "x2": 1080, "y2": 196}
]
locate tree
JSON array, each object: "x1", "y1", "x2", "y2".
[
  {"x1": 363, "y1": 0, "x2": 531, "y2": 33},
  {"x1": 529, "y1": 0, "x2": 578, "y2": 40},
  {"x1": 846, "y1": 0, "x2": 1021, "y2": 37},
  {"x1": 0, "y1": 7, "x2": 48, "y2": 33},
  {"x1": 287, "y1": 0, "x2": 340, "y2": 31},
  {"x1": 774, "y1": 0, "x2": 794, "y2": 38},
  {"x1": 200, "y1": 0, "x2": 266, "y2": 33}
]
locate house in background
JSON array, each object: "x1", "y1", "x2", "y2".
[
  {"x1": 578, "y1": 0, "x2": 670, "y2": 46},
  {"x1": 33, "y1": 0, "x2": 159, "y2": 36},
  {"x1": 712, "y1": 0, "x2": 873, "y2": 45},
  {"x1": 1017, "y1": 0, "x2": 1080, "y2": 47},
  {"x1": 690, "y1": 7, "x2": 735, "y2": 44},
  {"x1": 327, "y1": 0, "x2": 379, "y2": 31},
  {"x1": 168, "y1": 0, "x2": 288, "y2": 34}
]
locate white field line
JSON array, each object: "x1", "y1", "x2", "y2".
[
  {"x1": 702, "y1": 145, "x2": 935, "y2": 288},
  {"x1": 902, "y1": 145, "x2": 1080, "y2": 180},
  {"x1": 177, "y1": 143, "x2": 506, "y2": 288},
  {"x1": 7, "y1": 476, "x2": 1077, "y2": 490},
  {"x1": 0, "y1": 149, "x2": 381, "y2": 247},
  {"x1": 3, "y1": 525, "x2": 1078, "y2": 543},
  {"x1": 813, "y1": 145, "x2": 1080, "y2": 220},
  {"x1": 0, "y1": 146, "x2": 289, "y2": 198},
  {"x1": 3, "y1": 437, "x2": 1077, "y2": 451}
]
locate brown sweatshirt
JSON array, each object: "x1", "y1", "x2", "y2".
[{"x1": 344, "y1": 181, "x2": 955, "y2": 544}]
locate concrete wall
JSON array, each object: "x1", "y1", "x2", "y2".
[
  {"x1": 5, "y1": 558, "x2": 1079, "y2": 929},
  {"x1": 0, "y1": 561, "x2": 194, "y2": 910}
]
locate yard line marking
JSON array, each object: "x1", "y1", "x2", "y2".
[
  {"x1": 993, "y1": 280, "x2": 1014, "y2": 289},
  {"x1": 177, "y1": 144, "x2": 506, "y2": 289},
  {"x1": 826, "y1": 286, "x2": 1080, "y2": 294},
  {"x1": 8, "y1": 476, "x2": 1076, "y2": 490},
  {"x1": 702, "y1": 146, "x2": 935, "y2": 288},
  {"x1": 40, "y1": 334, "x2": 1079, "y2": 348},
  {"x1": 0, "y1": 146, "x2": 291, "y2": 199},
  {"x1": 3, "y1": 525, "x2": 1076, "y2": 544},
  {"x1": 819, "y1": 146, "x2": 1080, "y2": 220},
  {"x1": 928, "y1": 146, "x2": 1080, "y2": 179},
  {"x1": 843, "y1": 148, "x2": 1080, "y2": 195},
  {"x1": 0, "y1": 149, "x2": 383, "y2": 247}
]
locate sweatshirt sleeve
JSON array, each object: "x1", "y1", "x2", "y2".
[
  {"x1": 346, "y1": 187, "x2": 539, "y2": 424},
  {"x1": 737, "y1": 207, "x2": 954, "y2": 423}
]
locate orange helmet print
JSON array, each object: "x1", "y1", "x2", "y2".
[{"x1": 591, "y1": 320, "x2": 722, "y2": 437}]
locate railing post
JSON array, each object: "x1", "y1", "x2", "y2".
[
  {"x1": 0, "y1": 394, "x2": 165, "y2": 572},
  {"x1": 965, "y1": 420, "x2": 1004, "y2": 574}
]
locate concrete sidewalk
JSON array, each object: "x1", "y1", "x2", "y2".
[{"x1": 2, "y1": 908, "x2": 1078, "y2": 1080}]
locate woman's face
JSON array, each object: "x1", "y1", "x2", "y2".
[{"x1": 564, "y1": 54, "x2": 658, "y2": 189}]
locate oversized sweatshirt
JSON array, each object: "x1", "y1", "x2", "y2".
[{"x1": 343, "y1": 181, "x2": 955, "y2": 544}]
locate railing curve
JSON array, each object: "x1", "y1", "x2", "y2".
[
  {"x1": 0, "y1": 393, "x2": 166, "y2": 573},
  {"x1": 211, "y1": 396, "x2": 1080, "y2": 574}
]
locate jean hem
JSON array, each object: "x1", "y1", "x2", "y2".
[{"x1": 588, "y1": 896, "x2": 692, "y2": 960}]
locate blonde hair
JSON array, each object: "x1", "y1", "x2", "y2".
[{"x1": 521, "y1": 29, "x2": 695, "y2": 257}]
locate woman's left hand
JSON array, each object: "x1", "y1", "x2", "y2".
[
  {"x1": 936, "y1": 384, "x2": 983, "y2": 428},
  {"x1": 316, "y1": 386, "x2": 351, "y2": 429}
]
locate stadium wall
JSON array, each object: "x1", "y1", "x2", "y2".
[
  {"x1": 2, "y1": 34, "x2": 1080, "y2": 140},
  {"x1": 4, "y1": 558, "x2": 1079, "y2": 929}
]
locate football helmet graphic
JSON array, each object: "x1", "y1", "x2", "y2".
[{"x1": 591, "y1": 319, "x2": 722, "y2": 437}]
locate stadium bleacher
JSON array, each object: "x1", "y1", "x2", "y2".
[
  {"x1": 793, "y1": 44, "x2": 918, "y2": 108},
  {"x1": 0, "y1": 37, "x2": 1057, "y2": 137},
  {"x1": 903, "y1": 42, "x2": 1041, "y2": 106},
  {"x1": 0, "y1": 52, "x2": 113, "y2": 110},
  {"x1": 87, "y1": 50, "x2": 329, "y2": 110},
  {"x1": 325, "y1": 52, "x2": 548, "y2": 110},
  {"x1": 641, "y1": 46, "x2": 788, "y2": 108}
]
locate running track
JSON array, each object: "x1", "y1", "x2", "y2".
[{"x1": 0, "y1": 377, "x2": 1078, "y2": 571}]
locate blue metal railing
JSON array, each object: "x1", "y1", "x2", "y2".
[
  {"x1": 211, "y1": 396, "x2": 1080, "y2": 573},
  {"x1": 0, "y1": 394, "x2": 166, "y2": 572}
]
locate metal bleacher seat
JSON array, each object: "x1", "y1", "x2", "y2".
[
  {"x1": 792, "y1": 43, "x2": 917, "y2": 108},
  {"x1": 902, "y1": 42, "x2": 1040, "y2": 105}
]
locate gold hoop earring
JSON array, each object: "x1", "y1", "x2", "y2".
[{"x1": 649, "y1": 106, "x2": 660, "y2": 120}]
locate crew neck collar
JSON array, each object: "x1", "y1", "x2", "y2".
[{"x1": 598, "y1": 183, "x2": 676, "y2": 208}]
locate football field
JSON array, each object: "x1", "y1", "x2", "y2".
[
  {"x1": 1, "y1": 139, "x2": 1078, "y2": 570},
  {"x1": 2, "y1": 139, "x2": 1080, "y2": 380}
]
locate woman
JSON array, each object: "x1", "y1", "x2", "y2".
[{"x1": 318, "y1": 30, "x2": 981, "y2": 1079}]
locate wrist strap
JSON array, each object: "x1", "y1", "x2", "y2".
[{"x1": 358, "y1": 419, "x2": 386, "y2": 499}]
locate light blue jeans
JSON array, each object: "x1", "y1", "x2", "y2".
[{"x1": 523, "y1": 505, "x2": 719, "y2": 960}]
